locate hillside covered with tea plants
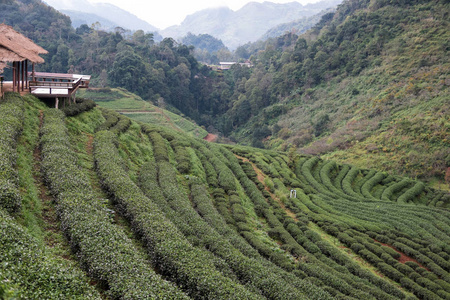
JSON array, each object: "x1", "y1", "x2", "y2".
[
  {"x1": 1, "y1": 0, "x2": 448, "y2": 186},
  {"x1": 1, "y1": 93, "x2": 450, "y2": 299}
]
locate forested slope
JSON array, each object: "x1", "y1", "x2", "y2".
[
  {"x1": 219, "y1": 0, "x2": 450, "y2": 185},
  {"x1": 1, "y1": 93, "x2": 450, "y2": 299},
  {"x1": 1, "y1": 0, "x2": 448, "y2": 184}
]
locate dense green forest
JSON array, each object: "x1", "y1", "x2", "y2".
[
  {"x1": 1, "y1": 93, "x2": 450, "y2": 299},
  {"x1": 1, "y1": 0, "x2": 448, "y2": 184}
]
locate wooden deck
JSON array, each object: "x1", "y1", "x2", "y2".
[{"x1": 28, "y1": 72, "x2": 90, "y2": 99}]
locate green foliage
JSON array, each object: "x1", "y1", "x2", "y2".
[
  {"x1": 61, "y1": 98, "x2": 96, "y2": 117},
  {"x1": 2, "y1": 92, "x2": 450, "y2": 298},
  {"x1": 94, "y1": 130, "x2": 261, "y2": 299},
  {"x1": 40, "y1": 109, "x2": 187, "y2": 299},
  {"x1": 0, "y1": 210, "x2": 100, "y2": 299},
  {"x1": 0, "y1": 94, "x2": 24, "y2": 213}
]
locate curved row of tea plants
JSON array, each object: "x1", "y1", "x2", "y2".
[
  {"x1": 0, "y1": 209, "x2": 100, "y2": 299},
  {"x1": 301, "y1": 193, "x2": 450, "y2": 298},
  {"x1": 226, "y1": 145, "x2": 450, "y2": 299},
  {"x1": 142, "y1": 128, "x2": 402, "y2": 299},
  {"x1": 94, "y1": 130, "x2": 261, "y2": 299},
  {"x1": 40, "y1": 109, "x2": 187, "y2": 299},
  {"x1": 140, "y1": 129, "x2": 333, "y2": 299},
  {"x1": 61, "y1": 98, "x2": 96, "y2": 117},
  {"x1": 297, "y1": 156, "x2": 448, "y2": 207},
  {"x1": 216, "y1": 145, "x2": 406, "y2": 299}
]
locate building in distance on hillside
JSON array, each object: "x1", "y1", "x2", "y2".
[{"x1": 219, "y1": 61, "x2": 253, "y2": 70}]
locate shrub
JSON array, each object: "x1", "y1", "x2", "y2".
[
  {"x1": 41, "y1": 110, "x2": 188, "y2": 299},
  {"x1": 381, "y1": 179, "x2": 411, "y2": 202},
  {"x1": 397, "y1": 182, "x2": 425, "y2": 203},
  {"x1": 96, "y1": 131, "x2": 314, "y2": 299},
  {"x1": 350, "y1": 243, "x2": 365, "y2": 253},
  {"x1": 95, "y1": 108, "x2": 119, "y2": 132},
  {"x1": 0, "y1": 94, "x2": 24, "y2": 213},
  {"x1": 148, "y1": 131, "x2": 169, "y2": 162},
  {"x1": 381, "y1": 245, "x2": 401, "y2": 259},
  {"x1": 61, "y1": 98, "x2": 96, "y2": 116},
  {"x1": 377, "y1": 262, "x2": 404, "y2": 281}
]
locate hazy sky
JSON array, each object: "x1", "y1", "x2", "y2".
[{"x1": 88, "y1": 0, "x2": 324, "y2": 29}]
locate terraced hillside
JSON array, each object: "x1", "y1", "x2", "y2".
[
  {"x1": 77, "y1": 88, "x2": 208, "y2": 139},
  {"x1": 1, "y1": 93, "x2": 450, "y2": 299}
]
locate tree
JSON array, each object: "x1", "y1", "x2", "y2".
[{"x1": 109, "y1": 48, "x2": 150, "y2": 97}]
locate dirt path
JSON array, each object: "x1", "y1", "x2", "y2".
[
  {"x1": 153, "y1": 106, "x2": 183, "y2": 132},
  {"x1": 235, "y1": 154, "x2": 298, "y2": 222},
  {"x1": 203, "y1": 133, "x2": 218, "y2": 142},
  {"x1": 116, "y1": 110, "x2": 157, "y2": 114},
  {"x1": 32, "y1": 110, "x2": 69, "y2": 255},
  {"x1": 374, "y1": 239, "x2": 430, "y2": 270}
]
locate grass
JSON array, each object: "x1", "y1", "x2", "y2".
[
  {"x1": 16, "y1": 98, "x2": 44, "y2": 241},
  {"x1": 78, "y1": 87, "x2": 208, "y2": 139}
]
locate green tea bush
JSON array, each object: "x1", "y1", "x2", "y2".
[
  {"x1": 394, "y1": 263, "x2": 415, "y2": 275},
  {"x1": 148, "y1": 131, "x2": 169, "y2": 162},
  {"x1": 0, "y1": 94, "x2": 24, "y2": 213},
  {"x1": 353, "y1": 170, "x2": 376, "y2": 197},
  {"x1": 359, "y1": 249, "x2": 383, "y2": 265},
  {"x1": 333, "y1": 164, "x2": 350, "y2": 189},
  {"x1": 381, "y1": 245, "x2": 401, "y2": 259},
  {"x1": 397, "y1": 182, "x2": 425, "y2": 203},
  {"x1": 377, "y1": 262, "x2": 404, "y2": 281},
  {"x1": 320, "y1": 161, "x2": 358, "y2": 201},
  {"x1": 95, "y1": 107, "x2": 119, "y2": 132},
  {"x1": 170, "y1": 141, "x2": 191, "y2": 174},
  {"x1": 416, "y1": 277, "x2": 443, "y2": 294},
  {"x1": 95, "y1": 131, "x2": 263, "y2": 299},
  {"x1": 381, "y1": 253, "x2": 399, "y2": 266},
  {"x1": 109, "y1": 113, "x2": 131, "y2": 134},
  {"x1": 341, "y1": 167, "x2": 363, "y2": 199},
  {"x1": 197, "y1": 151, "x2": 219, "y2": 187},
  {"x1": 381, "y1": 179, "x2": 411, "y2": 202},
  {"x1": 41, "y1": 110, "x2": 188, "y2": 299},
  {"x1": 361, "y1": 172, "x2": 385, "y2": 200},
  {"x1": 0, "y1": 210, "x2": 100, "y2": 298},
  {"x1": 61, "y1": 98, "x2": 96, "y2": 116}
]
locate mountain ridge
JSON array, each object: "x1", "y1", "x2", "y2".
[
  {"x1": 162, "y1": 0, "x2": 342, "y2": 49},
  {"x1": 43, "y1": 0, "x2": 158, "y2": 31}
]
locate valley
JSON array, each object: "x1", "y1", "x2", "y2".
[{"x1": 0, "y1": 0, "x2": 449, "y2": 298}]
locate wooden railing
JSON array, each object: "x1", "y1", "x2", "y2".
[
  {"x1": 29, "y1": 80, "x2": 73, "y2": 88},
  {"x1": 28, "y1": 72, "x2": 90, "y2": 89}
]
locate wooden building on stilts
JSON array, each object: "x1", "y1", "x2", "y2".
[{"x1": 0, "y1": 24, "x2": 90, "y2": 107}]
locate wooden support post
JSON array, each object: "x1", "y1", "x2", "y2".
[
  {"x1": 32, "y1": 63, "x2": 35, "y2": 82},
  {"x1": 17, "y1": 62, "x2": 20, "y2": 92},
  {"x1": 16, "y1": 62, "x2": 20, "y2": 92},
  {"x1": 25, "y1": 60, "x2": 28, "y2": 89},
  {"x1": 12, "y1": 62, "x2": 16, "y2": 92},
  {"x1": 21, "y1": 61, "x2": 25, "y2": 91}
]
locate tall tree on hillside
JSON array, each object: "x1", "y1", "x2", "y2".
[{"x1": 109, "y1": 47, "x2": 150, "y2": 97}]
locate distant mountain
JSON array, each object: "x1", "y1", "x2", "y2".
[
  {"x1": 161, "y1": 0, "x2": 342, "y2": 49},
  {"x1": 260, "y1": 7, "x2": 335, "y2": 40},
  {"x1": 43, "y1": 0, "x2": 158, "y2": 32},
  {"x1": 181, "y1": 33, "x2": 227, "y2": 53},
  {"x1": 60, "y1": 10, "x2": 119, "y2": 31}
]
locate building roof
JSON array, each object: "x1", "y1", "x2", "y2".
[{"x1": 0, "y1": 24, "x2": 47, "y2": 64}]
